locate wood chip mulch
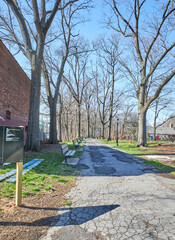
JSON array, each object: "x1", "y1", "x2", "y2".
[
  {"x1": 0, "y1": 144, "x2": 75, "y2": 240},
  {"x1": 0, "y1": 181, "x2": 74, "y2": 240}
]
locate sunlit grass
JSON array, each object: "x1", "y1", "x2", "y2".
[
  {"x1": 99, "y1": 139, "x2": 175, "y2": 175},
  {"x1": 99, "y1": 139, "x2": 153, "y2": 155},
  {"x1": 0, "y1": 142, "x2": 80, "y2": 198},
  {"x1": 44, "y1": 186, "x2": 53, "y2": 191},
  {"x1": 65, "y1": 201, "x2": 72, "y2": 206},
  {"x1": 139, "y1": 159, "x2": 175, "y2": 174},
  {"x1": 58, "y1": 178, "x2": 69, "y2": 183}
]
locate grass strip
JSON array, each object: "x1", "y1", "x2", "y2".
[
  {"x1": 0, "y1": 144, "x2": 79, "y2": 198},
  {"x1": 99, "y1": 139, "x2": 175, "y2": 175}
]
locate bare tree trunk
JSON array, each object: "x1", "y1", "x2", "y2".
[
  {"x1": 49, "y1": 105, "x2": 57, "y2": 143},
  {"x1": 78, "y1": 103, "x2": 81, "y2": 138},
  {"x1": 87, "y1": 106, "x2": 90, "y2": 137},
  {"x1": 137, "y1": 84, "x2": 147, "y2": 146},
  {"x1": 58, "y1": 113, "x2": 62, "y2": 142},
  {"x1": 87, "y1": 115, "x2": 90, "y2": 138},
  {"x1": 5, "y1": 0, "x2": 68, "y2": 151},
  {"x1": 108, "y1": 0, "x2": 175, "y2": 147},
  {"x1": 48, "y1": 97, "x2": 58, "y2": 144},
  {"x1": 102, "y1": 123, "x2": 105, "y2": 139},
  {"x1": 121, "y1": 123, "x2": 125, "y2": 137},
  {"x1": 70, "y1": 118, "x2": 73, "y2": 139},
  {"x1": 58, "y1": 94, "x2": 62, "y2": 142},
  {"x1": 75, "y1": 109, "x2": 78, "y2": 138},
  {"x1": 25, "y1": 52, "x2": 43, "y2": 151},
  {"x1": 65, "y1": 112, "x2": 69, "y2": 141},
  {"x1": 26, "y1": 78, "x2": 40, "y2": 151},
  {"x1": 108, "y1": 66, "x2": 115, "y2": 140},
  {"x1": 137, "y1": 109, "x2": 147, "y2": 146},
  {"x1": 91, "y1": 120, "x2": 93, "y2": 137},
  {"x1": 144, "y1": 112, "x2": 147, "y2": 144},
  {"x1": 66, "y1": 111, "x2": 69, "y2": 141}
]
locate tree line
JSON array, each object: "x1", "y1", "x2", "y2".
[{"x1": 0, "y1": 0, "x2": 174, "y2": 150}]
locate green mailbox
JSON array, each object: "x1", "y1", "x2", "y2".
[{"x1": 0, "y1": 126, "x2": 24, "y2": 165}]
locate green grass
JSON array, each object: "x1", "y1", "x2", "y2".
[
  {"x1": 50, "y1": 174, "x2": 59, "y2": 179},
  {"x1": 58, "y1": 178, "x2": 69, "y2": 183},
  {"x1": 2, "y1": 191, "x2": 14, "y2": 197},
  {"x1": 0, "y1": 168, "x2": 13, "y2": 174},
  {"x1": 73, "y1": 150, "x2": 83, "y2": 158},
  {"x1": 22, "y1": 191, "x2": 30, "y2": 197},
  {"x1": 65, "y1": 201, "x2": 72, "y2": 206},
  {"x1": 1, "y1": 183, "x2": 16, "y2": 197},
  {"x1": 44, "y1": 186, "x2": 53, "y2": 191},
  {"x1": 0, "y1": 142, "x2": 80, "y2": 198},
  {"x1": 99, "y1": 139, "x2": 153, "y2": 155},
  {"x1": 140, "y1": 159, "x2": 175, "y2": 174},
  {"x1": 30, "y1": 187, "x2": 42, "y2": 192},
  {"x1": 99, "y1": 139, "x2": 175, "y2": 175}
]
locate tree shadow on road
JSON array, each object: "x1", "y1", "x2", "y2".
[{"x1": 0, "y1": 204, "x2": 120, "y2": 227}]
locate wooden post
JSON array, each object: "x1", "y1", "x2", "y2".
[{"x1": 16, "y1": 162, "x2": 23, "y2": 206}]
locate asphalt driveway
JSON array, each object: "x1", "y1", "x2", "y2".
[{"x1": 41, "y1": 139, "x2": 175, "y2": 240}]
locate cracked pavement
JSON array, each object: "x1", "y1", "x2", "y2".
[{"x1": 41, "y1": 139, "x2": 175, "y2": 240}]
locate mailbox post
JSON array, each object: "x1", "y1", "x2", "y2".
[
  {"x1": 0, "y1": 126, "x2": 24, "y2": 206},
  {"x1": 16, "y1": 161, "x2": 23, "y2": 206}
]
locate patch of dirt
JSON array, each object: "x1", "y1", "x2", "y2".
[
  {"x1": 158, "y1": 173, "x2": 175, "y2": 180},
  {"x1": 139, "y1": 144, "x2": 175, "y2": 167},
  {"x1": 0, "y1": 181, "x2": 74, "y2": 240},
  {"x1": 25, "y1": 143, "x2": 62, "y2": 156},
  {"x1": 41, "y1": 143, "x2": 62, "y2": 152},
  {"x1": 0, "y1": 144, "x2": 75, "y2": 240}
]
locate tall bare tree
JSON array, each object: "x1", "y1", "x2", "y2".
[
  {"x1": 83, "y1": 83, "x2": 96, "y2": 137},
  {"x1": 0, "y1": 0, "x2": 77, "y2": 150},
  {"x1": 60, "y1": 90, "x2": 77, "y2": 141},
  {"x1": 41, "y1": 0, "x2": 92, "y2": 143},
  {"x1": 95, "y1": 64, "x2": 111, "y2": 139},
  {"x1": 63, "y1": 38, "x2": 91, "y2": 138},
  {"x1": 106, "y1": 0, "x2": 175, "y2": 146},
  {"x1": 95, "y1": 34, "x2": 120, "y2": 140},
  {"x1": 120, "y1": 103, "x2": 133, "y2": 138}
]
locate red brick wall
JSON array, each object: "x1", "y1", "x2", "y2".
[{"x1": 0, "y1": 40, "x2": 30, "y2": 128}]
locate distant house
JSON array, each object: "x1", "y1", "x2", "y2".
[
  {"x1": 163, "y1": 117, "x2": 175, "y2": 130},
  {"x1": 0, "y1": 40, "x2": 30, "y2": 142},
  {"x1": 147, "y1": 126, "x2": 175, "y2": 141}
]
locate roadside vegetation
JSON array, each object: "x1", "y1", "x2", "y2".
[
  {"x1": 99, "y1": 139, "x2": 175, "y2": 175},
  {"x1": 0, "y1": 141, "x2": 84, "y2": 198}
]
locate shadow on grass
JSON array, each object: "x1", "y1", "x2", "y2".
[
  {"x1": 135, "y1": 153, "x2": 175, "y2": 156},
  {"x1": 138, "y1": 158, "x2": 175, "y2": 173}
]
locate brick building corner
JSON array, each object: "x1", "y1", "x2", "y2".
[{"x1": 0, "y1": 40, "x2": 30, "y2": 141}]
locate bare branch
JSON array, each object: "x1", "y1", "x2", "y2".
[
  {"x1": 5, "y1": 0, "x2": 33, "y2": 59},
  {"x1": 156, "y1": 115, "x2": 175, "y2": 128}
]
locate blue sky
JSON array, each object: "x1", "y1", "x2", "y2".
[
  {"x1": 14, "y1": 1, "x2": 106, "y2": 72},
  {"x1": 78, "y1": 1, "x2": 106, "y2": 41},
  {"x1": 7, "y1": 0, "x2": 175, "y2": 126}
]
